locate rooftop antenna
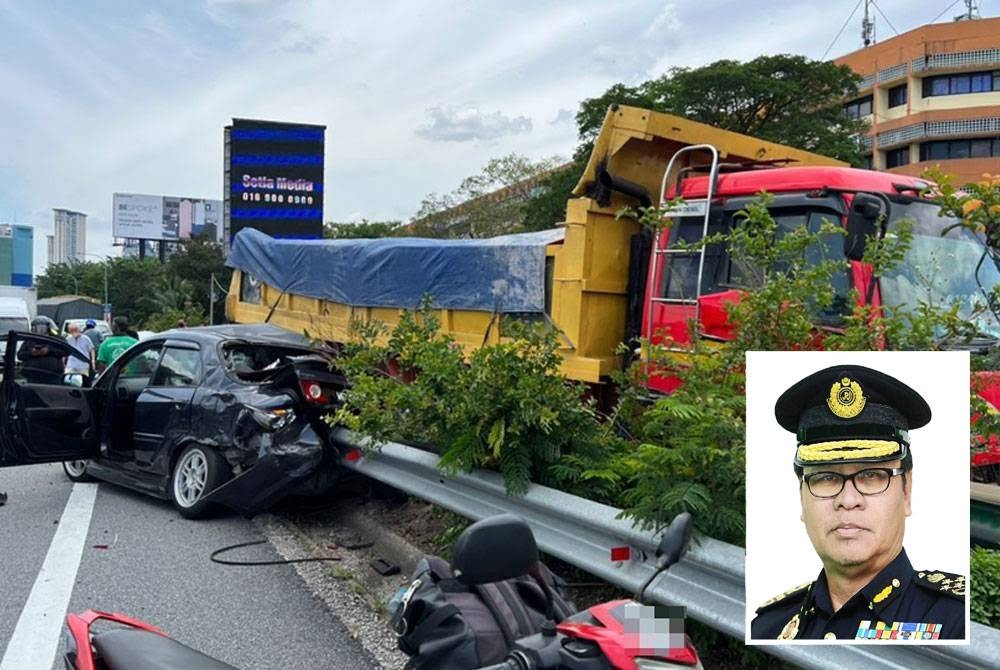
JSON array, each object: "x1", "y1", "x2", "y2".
[
  {"x1": 954, "y1": 0, "x2": 980, "y2": 20},
  {"x1": 861, "y1": 0, "x2": 875, "y2": 46}
]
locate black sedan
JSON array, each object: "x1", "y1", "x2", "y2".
[{"x1": 0, "y1": 324, "x2": 346, "y2": 518}]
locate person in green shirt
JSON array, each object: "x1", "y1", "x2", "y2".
[{"x1": 96, "y1": 316, "x2": 139, "y2": 373}]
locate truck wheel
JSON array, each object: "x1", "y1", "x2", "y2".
[{"x1": 170, "y1": 445, "x2": 228, "y2": 519}]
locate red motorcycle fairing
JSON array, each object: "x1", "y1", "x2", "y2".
[{"x1": 557, "y1": 599, "x2": 700, "y2": 670}]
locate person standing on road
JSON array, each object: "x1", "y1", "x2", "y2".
[
  {"x1": 64, "y1": 322, "x2": 95, "y2": 381},
  {"x1": 83, "y1": 318, "x2": 104, "y2": 348},
  {"x1": 96, "y1": 316, "x2": 139, "y2": 373}
]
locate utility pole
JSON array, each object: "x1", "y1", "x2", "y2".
[
  {"x1": 956, "y1": 0, "x2": 980, "y2": 21},
  {"x1": 209, "y1": 273, "x2": 215, "y2": 325},
  {"x1": 861, "y1": 0, "x2": 875, "y2": 47}
]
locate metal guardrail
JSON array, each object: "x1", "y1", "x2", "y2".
[{"x1": 332, "y1": 430, "x2": 1000, "y2": 669}]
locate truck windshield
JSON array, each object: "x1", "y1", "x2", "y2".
[{"x1": 880, "y1": 200, "x2": 1000, "y2": 338}]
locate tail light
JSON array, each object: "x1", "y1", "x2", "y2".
[{"x1": 299, "y1": 379, "x2": 330, "y2": 405}]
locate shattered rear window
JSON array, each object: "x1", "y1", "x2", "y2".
[{"x1": 221, "y1": 343, "x2": 325, "y2": 381}]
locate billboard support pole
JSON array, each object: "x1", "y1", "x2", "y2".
[
  {"x1": 139, "y1": 242, "x2": 146, "y2": 261},
  {"x1": 158, "y1": 241, "x2": 166, "y2": 263}
]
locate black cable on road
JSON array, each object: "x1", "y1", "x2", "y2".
[{"x1": 210, "y1": 539, "x2": 343, "y2": 566}]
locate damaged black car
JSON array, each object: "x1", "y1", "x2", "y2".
[{"x1": 0, "y1": 324, "x2": 346, "y2": 518}]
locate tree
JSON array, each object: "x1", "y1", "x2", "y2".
[
  {"x1": 36, "y1": 257, "x2": 166, "y2": 326},
  {"x1": 576, "y1": 55, "x2": 867, "y2": 165},
  {"x1": 522, "y1": 161, "x2": 585, "y2": 232},
  {"x1": 164, "y1": 236, "x2": 231, "y2": 324},
  {"x1": 411, "y1": 153, "x2": 566, "y2": 238},
  {"x1": 324, "y1": 219, "x2": 403, "y2": 239}
]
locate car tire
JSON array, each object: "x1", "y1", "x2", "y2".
[
  {"x1": 62, "y1": 460, "x2": 95, "y2": 483},
  {"x1": 170, "y1": 445, "x2": 229, "y2": 519}
]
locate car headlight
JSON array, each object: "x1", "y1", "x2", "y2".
[{"x1": 246, "y1": 405, "x2": 296, "y2": 431}]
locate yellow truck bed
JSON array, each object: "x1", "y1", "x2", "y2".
[{"x1": 226, "y1": 106, "x2": 844, "y2": 383}]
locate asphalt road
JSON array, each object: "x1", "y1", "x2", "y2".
[{"x1": 0, "y1": 463, "x2": 379, "y2": 670}]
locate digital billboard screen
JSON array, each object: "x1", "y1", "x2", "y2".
[
  {"x1": 113, "y1": 193, "x2": 223, "y2": 242},
  {"x1": 225, "y1": 118, "x2": 325, "y2": 242}
]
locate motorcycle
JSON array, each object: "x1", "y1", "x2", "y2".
[
  {"x1": 442, "y1": 512, "x2": 702, "y2": 670},
  {"x1": 61, "y1": 513, "x2": 700, "y2": 670}
]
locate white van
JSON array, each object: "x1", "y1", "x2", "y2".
[
  {"x1": 0, "y1": 298, "x2": 31, "y2": 359},
  {"x1": 0, "y1": 297, "x2": 31, "y2": 334}
]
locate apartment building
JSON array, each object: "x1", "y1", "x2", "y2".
[{"x1": 835, "y1": 16, "x2": 1000, "y2": 184}]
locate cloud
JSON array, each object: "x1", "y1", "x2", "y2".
[
  {"x1": 550, "y1": 108, "x2": 575, "y2": 124},
  {"x1": 415, "y1": 106, "x2": 533, "y2": 142}
]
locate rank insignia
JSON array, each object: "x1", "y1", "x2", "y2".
[
  {"x1": 778, "y1": 613, "x2": 800, "y2": 640},
  {"x1": 827, "y1": 377, "x2": 866, "y2": 418}
]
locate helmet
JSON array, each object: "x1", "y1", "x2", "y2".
[
  {"x1": 85, "y1": 319, "x2": 96, "y2": 328},
  {"x1": 30, "y1": 315, "x2": 58, "y2": 336}
]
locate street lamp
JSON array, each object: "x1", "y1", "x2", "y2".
[{"x1": 79, "y1": 253, "x2": 110, "y2": 322}]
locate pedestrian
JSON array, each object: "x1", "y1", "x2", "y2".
[
  {"x1": 96, "y1": 316, "x2": 139, "y2": 373},
  {"x1": 64, "y1": 322, "x2": 95, "y2": 382},
  {"x1": 750, "y1": 363, "x2": 966, "y2": 641},
  {"x1": 83, "y1": 318, "x2": 104, "y2": 348}
]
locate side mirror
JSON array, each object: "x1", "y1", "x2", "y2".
[
  {"x1": 655, "y1": 512, "x2": 692, "y2": 570},
  {"x1": 845, "y1": 193, "x2": 889, "y2": 261},
  {"x1": 451, "y1": 514, "x2": 538, "y2": 585}
]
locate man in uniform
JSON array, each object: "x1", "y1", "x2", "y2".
[{"x1": 751, "y1": 365, "x2": 966, "y2": 641}]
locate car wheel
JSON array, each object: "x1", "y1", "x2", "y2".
[
  {"x1": 170, "y1": 445, "x2": 228, "y2": 519},
  {"x1": 62, "y1": 460, "x2": 95, "y2": 482}
]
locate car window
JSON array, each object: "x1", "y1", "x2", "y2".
[
  {"x1": 151, "y1": 347, "x2": 202, "y2": 387},
  {"x1": 119, "y1": 345, "x2": 163, "y2": 380},
  {"x1": 6, "y1": 333, "x2": 83, "y2": 386}
]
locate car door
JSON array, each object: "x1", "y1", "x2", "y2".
[
  {"x1": 102, "y1": 342, "x2": 164, "y2": 461},
  {"x1": 0, "y1": 332, "x2": 99, "y2": 466},
  {"x1": 132, "y1": 341, "x2": 202, "y2": 472}
]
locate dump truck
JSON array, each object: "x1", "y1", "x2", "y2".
[{"x1": 225, "y1": 105, "x2": 1000, "y2": 482}]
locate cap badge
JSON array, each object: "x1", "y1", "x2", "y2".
[{"x1": 827, "y1": 377, "x2": 866, "y2": 419}]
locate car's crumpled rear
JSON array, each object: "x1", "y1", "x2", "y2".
[{"x1": 204, "y1": 351, "x2": 347, "y2": 515}]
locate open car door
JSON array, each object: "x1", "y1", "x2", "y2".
[{"x1": 0, "y1": 331, "x2": 99, "y2": 466}]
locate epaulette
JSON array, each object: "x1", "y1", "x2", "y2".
[
  {"x1": 755, "y1": 582, "x2": 811, "y2": 613},
  {"x1": 914, "y1": 570, "x2": 966, "y2": 599}
]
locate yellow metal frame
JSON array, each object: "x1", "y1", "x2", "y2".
[{"x1": 227, "y1": 106, "x2": 845, "y2": 384}]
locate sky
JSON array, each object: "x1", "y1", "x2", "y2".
[{"x1": 0, "y1": 0, "x2": 988, "y2": 275}]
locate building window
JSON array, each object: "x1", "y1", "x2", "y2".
[
  {"x1": 922, "y1": 70, "x2": 1000, "y2": 97},
  {"x1": 885, "y1": 147, "x2": 910, "y2": 168},
  {"x1": 887, "y1": 84, "x2": 907, "y2": 108},
  {"x1": 920, "y1": 137, "x2": 1000, "y2": 160},
  {"x1": 843, "y1": 95, "x2": 873, "y2": 119},
  {"x1": 861, "y1": 155, "x2": 873, "y2": 170}
]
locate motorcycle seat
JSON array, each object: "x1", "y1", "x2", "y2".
[{"x1": 92, "y1": 628, "x2": 241, "y2": 670}]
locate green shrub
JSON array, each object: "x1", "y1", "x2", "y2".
[{"x1": 971, "y1": 547, "x2": 1000, "y2": 627}]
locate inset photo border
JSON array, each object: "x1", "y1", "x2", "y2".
[{"x1": 745, "y1": 351, "x2": 970, "y2": 645}]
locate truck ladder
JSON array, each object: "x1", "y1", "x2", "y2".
[{"x1": 643, "y1": 144, "x2": 721, "y2": 373}]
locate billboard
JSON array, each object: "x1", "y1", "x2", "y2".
[
  {"x1": 113, "y1": 193, "x2": 223, "y2": 242},
  {"x1": 224, "y1": 118, "x2": 325, "y2": 243}
]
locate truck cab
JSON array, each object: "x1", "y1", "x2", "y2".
[{"x1": 643, "y1": 165, "x2": 999, "y2": 393}]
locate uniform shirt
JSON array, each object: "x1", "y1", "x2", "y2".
[
  {"x1": 751, "y1": 549, "x2": 965, "y2": 641},
  {"x1": 97, "y1": 334, "x2": 138, "y2": 366}
]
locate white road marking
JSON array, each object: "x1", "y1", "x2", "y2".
[{"x1": 0, "y1": 482, "x2": 98, "y2": 670}]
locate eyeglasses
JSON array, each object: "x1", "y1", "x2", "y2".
[{"x1": 802, "y1": 467, "x2": 905, "y2": 498}]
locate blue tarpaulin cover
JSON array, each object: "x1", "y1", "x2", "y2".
[{"x1": 227, "y1": 227, "x2": 565, "y2": 313}]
